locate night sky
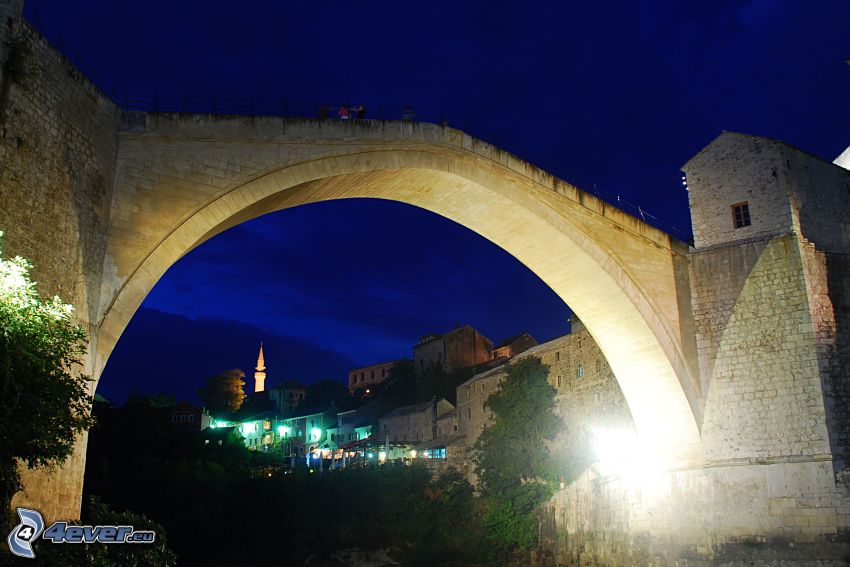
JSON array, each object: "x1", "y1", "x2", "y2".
[{"x1": 22, "y1": 1, "x2": 850, "y2": 404}]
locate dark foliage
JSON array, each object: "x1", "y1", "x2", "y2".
[
  {"x1": 473, "y1": 357, "x2": 559, "y2": 557},
  {"x1": 83, "y1": 398, "x2": 488, "y2": 566},
  {"x1": 0, "y1": 241, "x2": 95, "y2": 532}
]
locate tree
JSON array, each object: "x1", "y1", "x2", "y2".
[
  {"x1": 472, "y1": 356, "x2": 560, "y2": 557},
  {"x1": 199, "y1": 369, "x2": 245, "y2": 414},
  {"x1": 0, "y1": 233, "x2": 95, "y2": 527}
]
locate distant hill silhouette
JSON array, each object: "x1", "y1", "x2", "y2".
[{"x1": 99, "y1": 308, "x2": 354, "y2": 405}]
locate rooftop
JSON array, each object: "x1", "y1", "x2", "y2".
[
  {"x1": 380, "y1": 400, "x2": 435, "y2": 420},
  {"x1": 495, "y1": 332, "x2": 536, "y2": 348},
  {"x1": 681, "y1": 130, "x2": 849, "y2": 173},
  {"x1": 456, "y1": 329, "x2": 578, "y2": 389}
]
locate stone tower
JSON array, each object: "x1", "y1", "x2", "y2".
[
  {"x1": 254, "y1": 343, "x2": 266, "y2": 393},
  {"x1": 683, "y1": 131, "x2": 850, "y2": 468}
]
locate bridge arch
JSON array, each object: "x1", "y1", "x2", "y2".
[{"x1": 97, "y1": 122, "x2": 703, "y2": 466}]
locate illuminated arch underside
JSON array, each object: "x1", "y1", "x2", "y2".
[{"x1": 97, "y1": 146, "x2": 703, "y2": 466}]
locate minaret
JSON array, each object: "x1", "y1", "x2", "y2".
[{"x1": 254, "y1": 342, "x2": 266, "y2": 393}]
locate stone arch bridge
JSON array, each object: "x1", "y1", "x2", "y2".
[{"x1": 99, "y1": 113, "x2": 703, "y2": 467}]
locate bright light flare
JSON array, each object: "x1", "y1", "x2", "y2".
[{"x1": 592, "y1": 427, "x2": 658, "y2": 481}]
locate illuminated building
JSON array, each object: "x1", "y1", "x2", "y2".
[
  {"x1": 347, "y1": 360, "x2": 400, "y2": 396},
  {"x1": 253, "y1": 342, "x2": 266, "y2": 393},
  {"x1": 163, "y1": 401, "x2": 212, "y2": 431},
  {"x1": 413, "y1": 325, "x2": 494, "y2": 378}
]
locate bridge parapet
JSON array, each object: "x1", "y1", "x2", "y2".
[{"x1": 119, "y1": 110, "x2": 687, "y2": 251}]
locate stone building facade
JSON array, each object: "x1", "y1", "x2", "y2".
[
  {"x1": 278, "y1": 407, "x2": 336, "y2": 456},
  {"x1": 413, "y1": 325, "x2": 494, "y2": 378},
  {"x1": 540, "y1": 132, "x2": 850, "y2": 566},
  {"x1": 454, "y1": 327, "x2": 633, "y2": 487},
  {"x1": 347, "y1": 360, "x2": 397, "y2": 395},
  {"x1": 435, "y1": 410, "x2": 458, "y2": 439},
  {"x1": 492, "y1": 332, "x2": 537, "y2": 360},
  {"x1": 163, "y1": 402, "x2": 211, "y2": 432},
  {"x1": 683, "y1": 132, "x2": 850, "y2": 467},
  {"x1": 267, "y1": 380, "x2": 307, "y2": 416},
  {"x1": 379, "y1": 398, "x2": 455, "y2": 445}
]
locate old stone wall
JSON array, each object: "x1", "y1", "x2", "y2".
[
  {"x1": 455, "y1": 329, "x2": 634, "y2": 487},
  {"x1": 544, "y1": 459, "x2": 850, "y2": 566},
  {"x1": 435, "y1": 411, "x2": 458, "y2": 438},
  {"x1": 0, "y1": 1, "x2": 24, "y2": 89},
  {"x1": 414, "y1": 325, "x2": 494, "y2": 377},
  {"x1": 823, "y1": 252, "x2": 850, "y2": 470},
  {"x1": 684, "y1": 132, "x2": 849, "y2": 466},
  {"x1": 0, "y1": 21, "x2": 119, "y2": 327},
  {"x1": 684, "y1": 133, "x2": 794, "y2": 249},
  {"x1": 379, "y1": 400, "x2": 453, "y2": 444},
  {"x1": 784, "y1": 148, "x2": 850, "y2": 471},
  {"x1": 783, "y1": 145, "x2": 850, "y2": 253},
  {"x1": 0, "y1": 13, "x2": 120, "y2": 521},
  {"x1": 690, "y1": 235, "x2": 832, "y2": 463},
  {"x1": 348, "y1": 360, "x2": 394, "y2": 394},
  {"x1": 536, "y1": 135, "x2": 850, "y2": 565}
]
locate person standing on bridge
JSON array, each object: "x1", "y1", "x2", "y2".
[{"x1": 339, "y1": 105, "x2": 349, "y2": 120}]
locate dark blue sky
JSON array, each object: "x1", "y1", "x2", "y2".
[{"x1": 23, "y1": 1, "x2": 849, "y2": 403}]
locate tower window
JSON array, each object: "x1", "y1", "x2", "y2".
[{"x1": 732, "y1": 202, "x2": 751, "y2": 229}]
